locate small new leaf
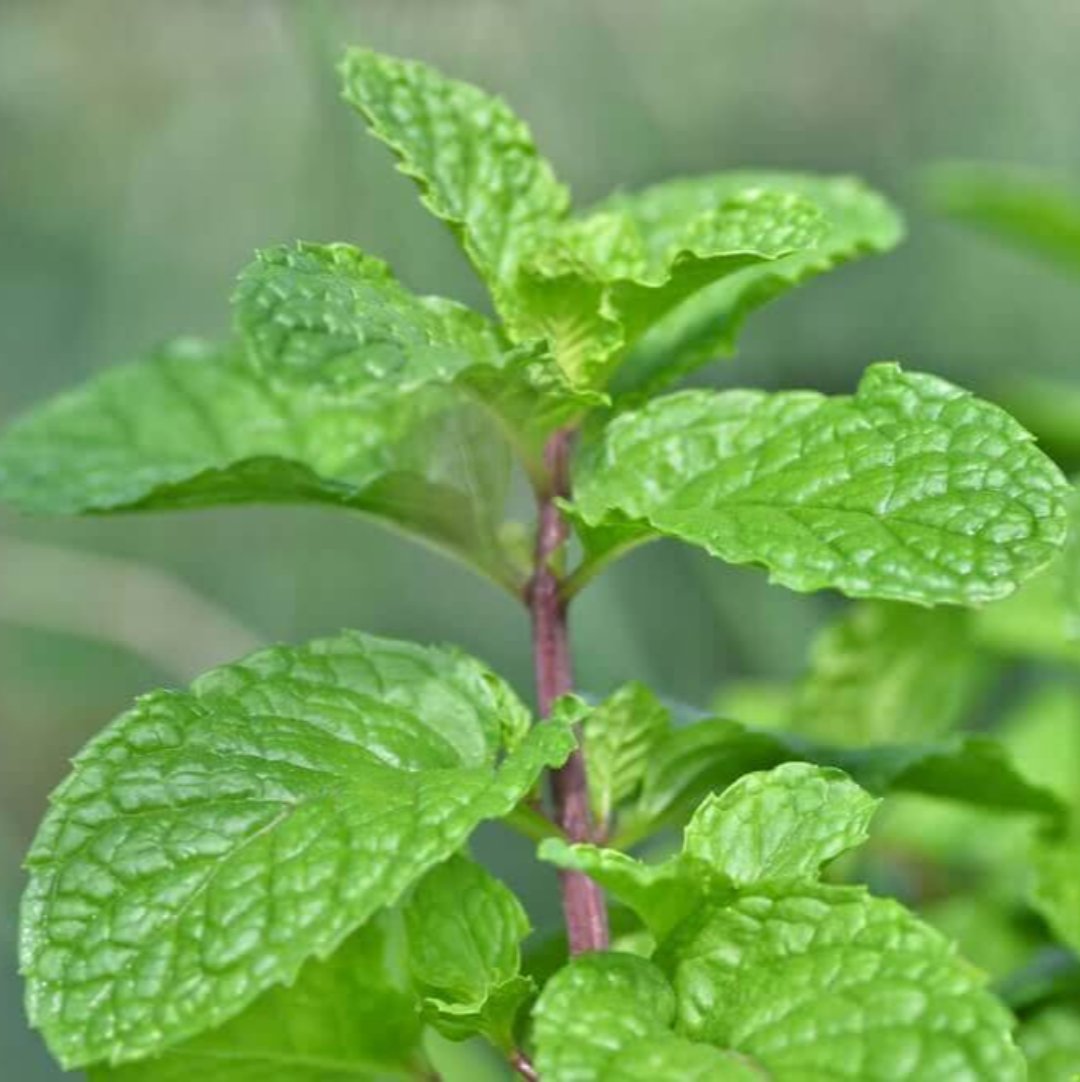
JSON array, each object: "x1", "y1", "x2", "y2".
[
  {"x1": 339, "y1": 48, "x2": 569, "y2": 313},
  {"x1": 573, "y1": 363, "x2": 1069, "y2": 605},
  {"x1": 580, "y1": 682, "x2": 670, "y2": 827},
  {"x1": 511, "y1": 187, "x2": 825, "y2": 386},
  {"x1": 403, "y1": 855, "x2": 533, "y2": 1049},
  {"x1": 20, "y1": 631, "x2": 573, "y2": 1068},
  {"x1": 682, "y1": 762, "x2": 878, "y2": 886},
  {"x1": 613, "y1": 172, "x2": 904, "y2": 395}
]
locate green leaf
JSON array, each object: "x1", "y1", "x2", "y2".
[
  {"x1": 511, "y1": 188, "x2": 825, "y2": 386},
  {"x1": 532, "y1": 952, "x2": 757, "y2": 1082},
  {"x1": 542, "y1": 767, "x2": 1023, "y2": 1079},
  {"x1": 0, "y1": 338, "x2": 523, "y2": 591},
  {"x1": 682, "y1": 762, "x2": 878, "y2": 886},
  {"x1": 88, "y1": 918, "x2": 424, "y2": 1082},
  {"x1": 661, "y1": 883, "x2": 1025, "y2": 1079},
  {"x1": 20, "y1": 631, "x2": 573, "y2": 1069},
  {"x1": 612, "y1": 173, "x2": 904, "y2": 395},
  {"x1": 580, "y1": 682, "x2": 670, "y2": 827},
  {"x1": 235, "y1": 242, "x2": 507, "y2": 393},
  {"x1": 403, "y1": 855, "x2": 533, "y2": 1049},
  {"x1": 339, "y1": 48, "x2": 569, "y2": 309},
  {"x1": 235, "y1": 242, "x2": 601, "y2": 462},
  {"x1": 925, "y1": 161, "x2": 1080, "y2": 275},
  {"x1": 1018, "y1": 1006, "x2": 1080, "y2": 1081},
  {"x1": 572, "y1": 363, "x2": 1069, "y2": 605},
  {"x1": 793, "y1": 601, "x2": 984, "y2": 745},
  {"x1": 622, "y1": 716, "x2": 1061, "y2": 845}
]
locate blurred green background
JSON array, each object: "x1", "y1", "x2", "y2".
[{"x1": 2, "y1": 2, "x2": 1079, "y2": 1075}]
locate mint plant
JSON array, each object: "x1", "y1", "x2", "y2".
[{"x1": 1, "y1": 49, "x2": 1075, "y2": 1080}]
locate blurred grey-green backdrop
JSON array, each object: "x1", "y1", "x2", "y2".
[{"x1": 2, "y1": 2, "x2": 1079, "y2": 1076}]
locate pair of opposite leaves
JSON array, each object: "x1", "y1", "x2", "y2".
[
  {"x1": 21, "y1": 632, "x2": 1028, "y2": 1079},
  {"x1": 0, "y1": 50, "x2": 1066, "y2": 605}
]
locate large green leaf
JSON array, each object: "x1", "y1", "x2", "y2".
[
  {"x1": 403, "y1": 855, "x2": 533, "y2": 1050},
  {"x1": 89, "y1": 918, "x2": 424, "y2": 1081},
  {"x1": 532, "y1": 952, "x2": 756, "y2": 1082},
  {"x1": 925, "y1": 161, "x2": 1080, "y2": 275},
  {"x1": 611, "y1": 173, "x2": 903, "y2": 395},
  {"x1": 339, "y1": 48, "x2": 569, "y2": 310},
  {"x1": 510, "y1": 188, "x2": 825, "y2": 386},
  {"x1": 0, "y1": 339, "x2": 521, "y2": 590},
  {"x1": 793, "y1": 601, "x2": 984, "y2": 745},
  {"x1": 20, "y1": 631, "x2": 573, "y2": 1069},
  {"x1": 662, "y1": 883, "x2": 1024, "y2": 1079},
  {"x1": 572, "y1": 364, "x2": 1069, "y2": 605}
]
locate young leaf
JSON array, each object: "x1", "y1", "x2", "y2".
[
  {"x1": 572, "y1": 363, "x2": 1070, "y2": 605},
  {"x1": 792, "y1": 601, "x2": 983, "y2": 745},
  {"x1": 682, "y1": 762, "x2": 878, "y2": 886},
  {"x1": 339, "y1": 48, "x2": 569, "y2": 310},
  {"x1": 403, "y1": 855, "x2": 533, "y2": 1050},
  {"x1": 235, "y1": 242, "x2": 601, "y2": 459},
  {"x1": 580, "y1": 682, "x2": 670, "y2": 827},
  {"x1": 0, "y1": 339, "x2": 521, "y2": 591},
  {"x1": 20, "y1": 631, "x2": 573, "y2": 1069},
  {"x1": 925, "y1": 161, "x2": 1080, "y2": 275},
  {"x1": 532, "y1": 952, "x2": 756, "y2": 1081},
  {"x1": 88, "y1": 918, "x2": 424, "y2": 1082},
  {"x1": 611, "y1": 172, "x2": 904, "y2": 395},
  {"x1": 235, "y1": 242, "x2": 507, "y2": 393},
  {"x1": 662, "y1": 883, "x2": 1025, "y2": 1079},
  {"x1": 510, "y1": 188, "x2": 826, "y2": 387}
]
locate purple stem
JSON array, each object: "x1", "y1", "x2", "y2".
[{"x1": 528, "y1": 428, "x2": 609, "y2": 955}]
